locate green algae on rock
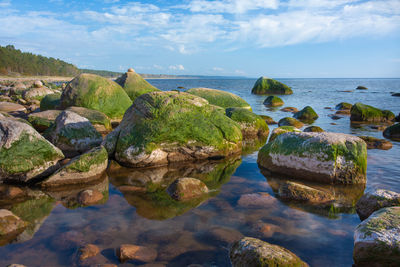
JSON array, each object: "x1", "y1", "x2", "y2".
[
  {"x1": 60, "y1": 73, "x2": 132, "y2": 119},
  {"x1": 353, "y1": 207, "x2": 400, "y2": 266},
  {"x1": 187, "y1": 87, "x2": 251, "y2": 110},
  {"x1": 225, "y1": 107, "x2": 269, "y2": 138},
  {"x1": 258, "y1": 132, "x2": 367, "y2": 184},
  {"x1": 0, "y1": 114, "x2": 64, "y2": 183},
  {"x1": 115, "y1": 68, "x2": 160, "y2": 101},
  {"x1": 278, "y1": 117, "x2": 304, "y2": 128},
  {"x1": 28, "y1": 110, "x2": 62, "y2": 132},
  {"x1": 383, "y1": 123, "x2": 400, "y2": 141},
  {"x1": 259, "y1": 115, "x2": 277, "y2": 125},
  {"x1": 356, "y1": 189, "x2": 400, "y2": 221},
  {"x1": 251, "y1": 77, "x2": 293, "y2": 95},
  {"x1": 263, "y1": 96, "x2": 284, "y2": 107},
  {"x1": 230, "y1": 237, "x2": 309, "y2": 267},
  {"x1": 108, "y1": 91, "x2": 242, "y2": 168},
  {"x1": 350, "y1": 102, "x2": 395, "y2": 123},
  {"x1": 303, "y1": 126, "x2": 324, "y2": 132},
  {"x1": 293, "y1": 106, "x2": 319, "y2": 122},
  {"x1": 40, "y1": 93, "x2": 61, "y2": 111},
  {"x1": 335, "y1": 102, "x2": 352, "y2": 110},
  {"x1": 269, "y1": 126, "x2": 301, "y2": 142},
  {"x1": 66, "y1": 106, "x2": 112, "y2": 133}
]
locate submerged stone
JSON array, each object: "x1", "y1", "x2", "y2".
[
  {"x1": 278, "y1": 181, "x2": 334, "y2": 203},
  {"x1": 263, "y1": 96, "x2": 284, "y2": 107},
  {"x1": 383, "y1": 123, "x2": 400, "y2": 141},
  {"x1": 187, "y1": 87, "x2": 251, "y2": 110},
  {"x1": 115, "y1": 69, "x2": 159, "y2": 101},
  {"x1": 225, "y1": 107, "x2": 269, "y2": 138},
  {"x1": 278, "y1": 117, "x2": 304, "y2": 128},
  {"x1": 358, "y1": 136, "x2": 392, "y2": 150},
  {"x1": 293, "y1": 106, "x2": 319, "y2": 122},
  {"x1": 280, "y1": 107, "x2": 298, "y2": 113},
  {"x1": 167, "y1": 177, "x2": 208, "y2": 201},
  {"x1": 350, "y1": 102, "x2": 395, "y2": 123},
  {"x1": 252, "y1": 77, "x2": 293, "y2": 95},
  {"x1": 0, "y1": 209, "x2": 27, "y2": 245},
  {"x1": 117, "y1": 244, "x2": 158, "y2": 263},
  {"x1": 356, "y1": 189, "x2": 400, "y2": 221}
]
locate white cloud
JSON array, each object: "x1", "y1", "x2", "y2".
[
  {"x1": 182, "y1": 0, "x2": 279, "y2": 14},
  {"x1": 169, "y1": 64, "x2": 185, "y2": 70},
  {"x1": 212, "y1": 67, "x2": 224, "y2": 71},
  {"x1": 0, "y1": 0, "x2": 10, "y2": 7}
]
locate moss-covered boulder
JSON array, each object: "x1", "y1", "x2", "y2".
[
  {"x1": 115, "y1": 69, "x2": 159, "y2": 101},
  {"x1": 225, "y1": 107, "x2": 269, "y2": 138},
  {"x1": 46, "y1": 111, "x2": 103, "y2": 157},
  {"x1": 350, "y1": 102, "x2": 395, "y2": 123},
  {"x1": 187, "y1": 87, "x2": 251, "y2": 110},
  {"x1": 108, "y1": 91, "x2": 242, "y2": 168},
  {"x1": 356, "y1": 85, "x2": 368, "y2": 90},
  {"x1": 358, "y1": 136, "x2": 392, "y2": 150},
  {"x1": 383, "y1": 123, "x2": 400, "y2": 141},
  {"x1": 293, "y1": 106, "x2": 319, "y2": 122},
  {"x1": 269, "y1": 126, "x2": 301, "y2": 142},
  {"x1": 41, "y1": 146, "x2": 108, "y2": 188},
  {"x1": 278, "y1": 117, "x2": 304, "y2": 128},
  {"x1": 354, "y1": 207, "x2": 400, "y2": 266},
  {"x1": 0, "y1": 115, "x2": 64, "y2": 183},
  {"x1": 60, "y1": 73, "x2": 132, "y2": 119},
  {"x1": 356, "y1": 189, "x2": 400, "y2": 221},
  {"x1": 263, "y1": 96, "x2": 284, "y2": 107},
  {"x1": 251, "y1": 77, "x2": 293, "y2": 95},
  {"x1": 230, "y1": 237, "x2": 308, "y2": 267},
  {"x1": 40, "y1": 93, "x2": 61, "y2": 111},
  {"x1": 28, "y1": 110, "x2": 62, "y2": 132},
  {"x1": 335, "y1": 102, "x2": 352, "y2": 110},
  {"x1": 66, "y1": 106, "x2": 112, "y2": 134},
  {"x1": 0, "y1": 209, "x2": 27, "y2": 245},
  {"x1": 22, "y1": 86, "x2": 54, "y2": 101},
  {"x1": 259, "y1": 115, "x2": 277, "y2": 125},
  {"x1": 303, "y1": 126, "x2": 324, "y2": 132},
  {"x1": 258, "y1": 132, "x2": 367, "y2": 184}
]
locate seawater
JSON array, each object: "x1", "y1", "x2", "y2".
[{"x1": 0, "y1": 78, "x2": 399, "y2": 267}]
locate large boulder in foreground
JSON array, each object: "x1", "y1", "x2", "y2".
[
  {"x1": 115, "y1": 69, "x2": 159, "y2": 101},
  {"x1": 105, "y1": 91, "x2": 242, "y2": 168},
  {"x1": 225, "y1": 107, "x2": 269, "y2": 138},
  {"x1": 187, "y1": 87, "x2": 251, "y2": 110},
  {"x1": 46, "y1": 111, "x2": 103, "y2": 157},
  {"x1": 383, "y1": 123, "x2": 400, "y2": 141},
  {"x1": 251, "y1": 77, "x2": 293, "y2": 95},
  {"x1": 60, "y1": 73, "x2": 132, "y2": 119},
  {"x1": 350, "y1": 102, "x2": 395, "y2": 123},
  {"x1": 230, "y1": 237, "x2": 308, "y2": 267},
  {"x1": 356, "y1": 189, "x2": 400, "y2": 221},
  {"x1": 0, "y1": 115, "x2": 64, "y2": 183},
  {"x1": 353, "y1": 207, "x2": 400, "y2": 266},
  {"x1": 41, "y1": 146, "x2": 108, "y2": 188},
  {"x1": 258, "y1": 132, "x2": 367, "y2": 184}
]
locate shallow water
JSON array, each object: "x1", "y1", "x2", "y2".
[{"x1": 1, "y1": 78, "x2": 399, "y2": 267}]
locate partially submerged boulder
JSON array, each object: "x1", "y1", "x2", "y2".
[
  {"x1": 187, "y1": 87, "x2": 251, "y2": 110},
  {"x1": 358, "y1": 136, "x2": 392, "y2": 150},
  {"x1": 66, "y1": 106, "x2": 112, "y2": 133},
  {"x1": 263, "y1": 96, "x2": 284, "y2": 107},
  {"x1": 356, "y1": 85, "x2": 368, "y2": 90},
  {"x1": 167, "y1": 177, "x2": 208, "y2": 201},
  {"x1": 259, "y1": 115, "x2": 277, "y2": 125},
  {"x1": 61, "y1": 73, "x2": 132, "y2": 119},
  {"x1": 230, "y1": 237, "x2": 308, "y2": 267},
  {"x1": 383, "y1": 123, "x2": 400, "y2": 141},
  {"x1": 0, "y1": 116, "x2": 64, "y2": 183},
  {"x1": 356, "y1": 189, "x2": 400, "y2": 221},
  {"x1": 269, "y1": 126, "x2": 301, "y2": 142},
  {"x1": 115, "y1": 69, "x2": 159, "y2": 101},
  {"x1": 278, "y1": 117, "x2": 304, "y2": 128},
  {"x1": 27, "y1": 110, "x2": 62, "y2": 132},
  {"x1": 335, "y1": 102, "x2": 352, "y2": 110},
  {"x1": 251, "y1": 77, "x2": 293, "y2": 95},
  {"x1": 353, "y1": 207, "x2": 400, "y2": 266},
  {"x1": 258, "y1": 132, "x2": 367, "y2": 184},
  {"x1": 303, "y1": 126, "x2": 324, "y2": 132},
  {"x1": 350, "y1": 102, "x2": 395, "y2": 123},
  {"x1": 40, "y1": 93, "x2": 61, "y2": 111},
  {"x1": 225, "y1": 107, "x2": 269, "y2": 138},
  {"x1": 280, "y1": 107, "x2": 298, "y2": 113},
  {"x1": 293, "y1": 106, "x2": 318, "y2": 122},
  {"x1": 45, "y1": 111, "x2": 103, "y2": 157}
]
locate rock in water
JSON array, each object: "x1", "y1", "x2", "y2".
[
  {"x1": 117, "y1": 244, "x2": 158, "y2": 263},
  {"x1": 115, "y1": 69, "x2": 159, "y2": 101},
  {"x1": 251, "y1": 77, "x2": 293, "y2": 95},
  {"x1": 79, "y1": 244, "x2": 100, "y2": 260},
  {"x1": 230, "y1": 237, "x2": 308, "y2": 267},
  {"x1": 263, "y1": 96, "x2": 284, "y2": 107},
  {"x1": 109, "y1": 91, "x2": 242, "y2": 167},
  {"x1": 293, "y1": 106, "x2": 319, "y2": 122},
  {"x1": 353, "y1": 207, "x2": 400, "y2": 266},
  {"x1": 335, "y1": 102, "x2": 352, "y2": 110},
  {"x1": 167, "y1": 177, "x2": 208, "y2": 201},
  {"x1": 187, "y1": 87, "x2": 251, "y2": 110},
  {"x1": 356, "y1": 85, "x2": 368, "y2": 90},
  {"x1": 356, "y1": 189, "x2": 400, "y2": 221},
  {"x1": 278, "y1": 181, "x2": 334, "y2": 203},
  {"x1": 358, "y1": 136, "x2": 392, "y2": 150},
  {"x1": 350, "y1": 102, "x2": 395, "y2": 123},
  {"x1": 383, "y1": 123, "x2": 400, "y2": 141},
  {"x1": 0, "y1": 115, "x2": 64, "y2": 183},
  {"x1": 269, "y1": 126, "x2": 301, "y2": 142},
  {"x1": 61, "y1": 73, "x2": 132, "y2": 119},
  {"x1": 46, "y1": 111, "x2": 103, "y2": 157},
  {"x1": 303, "y1": 126, "x2": 324, "y2": 132},
  {"x1": 225, "y1": 107, "x2": 269, "y2": 138},
  {"x1": 258, "y1": 132, "x2": 367, "y2": 184},
  {"x1": 278, "y1": 117, "x2": 304, "y2": 128}
]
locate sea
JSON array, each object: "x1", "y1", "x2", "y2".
[{"x1": 0, "y1": 78, "x2": 399, "y2": 266}]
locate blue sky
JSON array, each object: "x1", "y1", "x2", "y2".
[{"x1": 0, "y1": 0, "x2": 399, "y2": 77}]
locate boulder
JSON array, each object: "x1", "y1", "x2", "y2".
[
  {"x1": 335, "y1": 102, "x2": 352, "y2": 110},
  {"x1": 0, "y1": 101, "x2": 26, "y2": 115},
  {"x1": 45, "y1": 111, "x2": 103, "y2": 157},
  {"x1": 269, "y1": 126, "x2": 301, "y2": 142},
  {"x1": 353, "y1": 207, "x2": 400, "y2": 266},
  {"x1": 40, "y1": 93, "x2": 61, "y2": 111},
  {"x1": 117, "y1": 244, "x2": 158, "y2": 263},
  {"x1": 79, "y1": 244, "x2": 100, "y2": 260},
  {"x1": 109, "y1": 91, "x2": 242, "y2": 168},
  {"x1": 356, "y1": 85, "x2": 368, "y2": 90},
  {"x1": 0, "y1": 209, "x2": 27, "y2": 244},
  {"x1": 60, "y1": 73, "x2": 132, "y2": 119},
  {"x1": 33, "y1": 80, "x2": 43, "y2": 88},
  {"x1": 358, "y1": 136, "x2": 392, "y2": 150},
  {"x1": 27, "y1": 110, "x2": 62, "y2": 132},
  {"x1": 278, "y1": 117, "x2": 304, "y2": 128},
  {"x1": 258, "y1": 132, "x2": 367, "y2": 184},
  {"x1": 115, "y1": 69, "x2": 159, "y2": 101},
  {"x1": 278, "y1": 181, "x2": 334, "y2": 203},
  {"x1": 66, "y1": 106, "x2": 112, "y2": 133},
  {"x1": 383, "y1": 123, "x2": 400, "y2": 141},
  {"x1": 78, "y1": 189, "x2": 104, "y2": 206},
  {"x1": 356, "y1": 189, "x2": 400, "y2": 221},
  {"x1": 230, "y1": 237, "x2": 308, "y2": 267},
  {"x1": 22, "y1": 86, "x2": 54, "y2": 101},
  {"x1": 280, "y1": 107, "x2": 298, "y2": 113},
  {"x1": 293, "y1": 106, "x2": 318, "y2": 122},
  {"x1": 350, "y1": 102, "x2": 395, "y2": 123},
  {"x1": 0, "y1": 116, "x2": 64, "y2": 183},
  {"x1": 303, "y1": 126, "x2": 324, "y2": 132},
  {"x1": 259, "y1": 115, "x2": 277, "y2": 125},
  {"x1": 251, "y1": 77, "x2": 293, "y2": 95},
  {"x1": 167, "y1": 177, "x2": 208, "y2": 201},
  {"x1": 263, "y1": 96, "x2": 284, "y2": 107},
  {"x1": 392, "y1": 93, "x2": 400, "y2": 97},
  {"x1": 335, "y1": 110, "x2": 351, "y2": 115},
  {"x1": 41, "y1": 146, "x2": 108, "y2": 188},
  {"x1": 225, "y1": 107, "x2": 269, "y2": 138},
  {"x1": 187, "y1": 87, "x2": 251, "y2": 110}
]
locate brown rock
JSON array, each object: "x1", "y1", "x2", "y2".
[
  {"x1": 278, "y1": 182, "x2": 334, "y2": 203},
  {"x1": 78, "y1": 189, "x2": 104, "y2": 206},
  {"x1": 237, "y1": 192, "x2": 277, "y2": 208},
  {"x1": 358, "y1": 136, "x2": 393, "y2": 150},
  {"x1": 335, "y1": 110, "x2": 350, "y2": 115},
  {"x1": 117, "y1": 244, "x2": 158, "y2": 263},
  {"x1": 80, "y1": 244, "x2": 100, "y2": 260},
  {"x1": 167, "y1": 177, "x2": 208, "y2": 201},
  {"x1": 280, "y1": 107, "x2": 298, "y2": 113},
  {"x1": 0, "y1": 209, "x2": 27, "y2": 240},
  {"x1": 205, "y1": 226, "x2": 243, "y2": 245},
  {"x1": 5, "y1": 186, "x2": 24, "y2": 199}
]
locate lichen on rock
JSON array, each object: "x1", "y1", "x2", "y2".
[{"x1": 187, "y1": 87, "x2": 251, "y2": 110}]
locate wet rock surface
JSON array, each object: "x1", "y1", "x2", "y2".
[{"x1": 356, "y1": 189, "x2": 400, "y2": 221}]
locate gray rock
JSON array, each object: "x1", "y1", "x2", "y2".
[{"x1": 356, "y1": 189, "x2": 400, "y2": 220}]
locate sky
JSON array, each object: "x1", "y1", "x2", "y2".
[{"x1": 0, "y1": 0, "x2": 400, "y2": 78}]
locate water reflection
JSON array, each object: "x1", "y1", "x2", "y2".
[{"x1": 108, "y1": 157, "x2": 242, "y2": 220}]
